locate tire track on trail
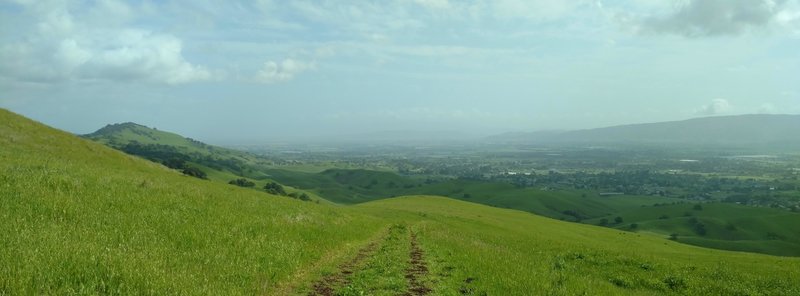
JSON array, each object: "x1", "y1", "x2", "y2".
[
  {"x1": 308, "y1": 239, "x2": 380, "y2": 296},
  {"x1": 404, "y1": 230, "x2": 431, "y2": 296}
]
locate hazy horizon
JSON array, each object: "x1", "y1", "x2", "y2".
[{"x1": 2, "y1": 0, "x2": 799, "y2": 144}]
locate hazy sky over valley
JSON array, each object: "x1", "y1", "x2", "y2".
[{"x1": 1, "y1": 0, "x2": 799, "y2": 143}]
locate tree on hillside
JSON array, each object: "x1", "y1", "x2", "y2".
[
  {"x1": 162, "y1": 158, "x2": 187, "y2": 170},
  {"x1": 694, "y1": 223, "x2": 707, "y2": 236},
  {"x1": 614, "y1": 216, "x2": 624, "y2": 224},
  {"x1": 287, "y1": 192, "x2": 312, "y2": 202},
  {"x1": 229, "y1": 178, "x2": 255, "y2": 188},
  {"x1": 688, "y1": 217, "x2": 707, "y2": 236},
  {"x1": 181, "y1": 167, "x2": 207, "y2": 179},
  {"x1": 264, "y1": 182, "x2": 287, "y2": 196}
]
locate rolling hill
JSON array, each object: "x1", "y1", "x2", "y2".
[
  {"x1": 81, "y1": 122, "x2": 303, "y2": 196},
  {"x1": 81, "y1": 119, "x2": 800, "y2": 257},
  {"x1": 82, "y1": 122, "x2": 269, "y2": 176},
  {"x1": 260, "y1": 168, "x2": 800, "y2": 256},
  {"x1": 490, "y1": 114, "x2": 800, "y2": 149},
  {"x1": 2, "y1": 108, "x2": 800, "y2": 294}
]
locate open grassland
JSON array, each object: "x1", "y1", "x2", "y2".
[
  {"x1": 2, "y1": 109, "x2": 800, "y2": 295},
  {"x1": 587, "y1": 202, "x2": 800, "y2": 256},
  {"x1": 357, "y1": 197, "x2": 800, "y2": 295},
  {"x1": 1, "y1": 110, "x2": 384, "y2": 294},
  {"x1": 266, "y1": 168, "x2": 800, "y2": 257}
]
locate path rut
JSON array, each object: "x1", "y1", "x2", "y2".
[
  {"x1": 308, "y1": 240, "x2": 379, "y2": 296},
  {"x1": 404, "y1": 231, "x2": 431, "y2": 296}
]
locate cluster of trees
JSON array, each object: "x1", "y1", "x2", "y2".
[
  {"x1": 226, "y1": 179, "x2": 313, "y2": 202},
  {"x1": 597, "y1": 216, "x2": 624, "y2": 226},
  {"x1": 116, "y1": 141, "x2": 252, "y2": 178},
  {"x1": 688, "y1": 217, "x2": 707, "y2": 236},
  {"x1": 263, "y1": 182, "x2": 312, "y2": 201},
  {"x1": 160, "y1": 156, "x2": 209, "y2": 180},
  {"x1": 288, "y1": 192, "x2": 312, "y2": 201},
  {"x1": 181, "y1": 167, "x2": 207, "y2": 179},
  {"x1": 264, "y1": 182, "x2": 287, "y2": 195},
  {"x1": 162, "y1": 158, "x2": 187, "y2": 170},
  {"x1": 201, "y1": 155, "x2": 247, "y2": 175},
  {"x1": 562, "y1": 210, "x2": 586, "y2": 222},
  {"x1": 120, "y1": 142, "x2": 187, "y2": 163},
  {"x1": 229, "y1": 178, "x2": 255, "y2": 187}
]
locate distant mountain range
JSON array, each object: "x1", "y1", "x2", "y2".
[
  {"x1": 487, "y1": 114, "x2": 800, "y2": 149},
  {"x1": 85, "y1": 114, "x2": 800, "y2": 151}
]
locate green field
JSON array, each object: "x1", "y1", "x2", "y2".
[
  {"x1": 3, "y1": 110, "x2": 800, "y2": 294},
  {"x1": 587, "y1": 202, "x2": 800, "y2": 256},
  {"x1": 259, "y1": 168, "x2": 800, "y2": 257}
]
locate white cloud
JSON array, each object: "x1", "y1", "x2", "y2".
[
  {"x1": 757, "y1": 103, "x2": 777, "y2": 113},
  {"x1": 490, "y1": 0, "x2": 585, "y2": 20},
  {"x1": 775, "y1": 2, "x2": 800, "y2": 33},
  {"x1": 412, "y1": 0, "x2": 451, "y2": 10},
  {"x1": 0, "y1": 0, "x2": 211, "y2": 84},
  {"x1": 638, "y1": 0, "x2": 792, "y2": 37},
  {"x1": 695, "y1": 99, "x2": 732, "y2": 115},
  {"x1": 254, "y1": 58, "x2": 315, "y2": 83}
]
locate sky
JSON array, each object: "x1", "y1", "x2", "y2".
[{"x1": 1, "y1": 0, "x2": 799, "y2": 144}]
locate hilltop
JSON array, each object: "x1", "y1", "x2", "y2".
[
  {"x1": 2, "y1": 108, "x2": 800, "y2": 294},
  {"x1": 83, "y1": 121, "x2": 253, "y2": 161},
  {"x1": 86, "y1": 122, "x2": 186, "y2": 144},
  {"x1": 490, "y1": 114, "x2": 800, "y2": 149},
  {"x1": 83, "y1": 121, "x2": 281, "y2": 185}
]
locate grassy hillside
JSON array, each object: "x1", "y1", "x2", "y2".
[
  {"x1": 4, "y1": 108, "x2": 799, "y2": 294},
  {"x1": 263, "y1": 168, "x2": 800, "y2": 256},
  {"x1": 82, "y1": 122, "x2": 326, "y2": 202},
  {"x1": 357, "y1": 197, "x2": 800, "y2": 295},
  {"x1": 263, "y1": 168, "x2": 421, "y2": 204},
  {"x1": 586, "y1": 202, "x2": 800, "y2": 256},
  {"x1": 1, "y1": 110, "x2": 384, "y2": 294}
]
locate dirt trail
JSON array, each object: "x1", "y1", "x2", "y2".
[
  {"x1": 404, "y1": 231, "x2": 431, "y2": 296},
  {"x1": 307, "y1": 226, "x2": 431, "y2": 296},
  {"x1": 308, "y1": 240, "x2": 379, "y2": 296}
]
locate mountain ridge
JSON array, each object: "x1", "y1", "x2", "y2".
[{"x1": 488, "y1": 114, "x2": 800, "y2": 149}]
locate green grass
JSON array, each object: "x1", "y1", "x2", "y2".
[
  {"x1": 404, "y1": 180, "x2": 676, "y2": 220},
  {"x1": 0, "y1": 110, "x2": 383, "y2": 294},
  {"x1": 586, "y1": 203, "x2": 800, "y2": 256},
  {"x1": 358, "y1": 197, "x2": 800, "y2": 295},
  {"x1": 337, "y1": 224, "x2": 410, "y2": 295},
  {"x1": 3, "y1": 108, "x2": 800, "y2": 295}
]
